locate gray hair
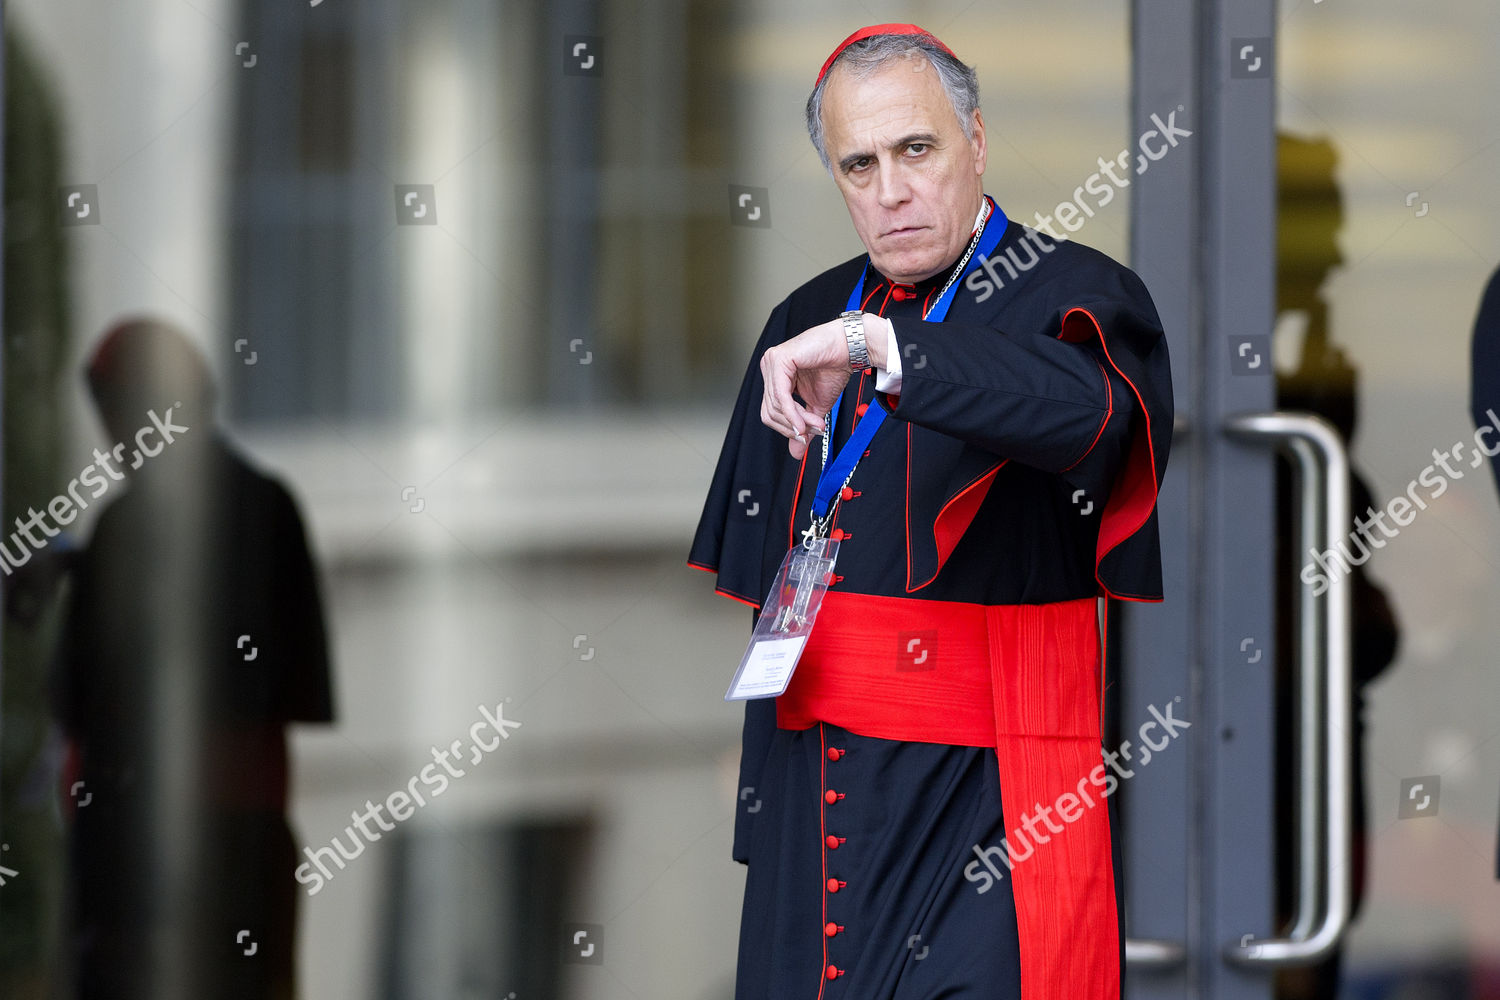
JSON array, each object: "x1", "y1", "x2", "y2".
[{"x1": 805, "y1": 34, "x2": 981, "y2": 173}]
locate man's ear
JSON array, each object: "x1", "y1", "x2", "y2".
[{"x1": 970, "y1": 109, "x2": 988, "y2": 176}]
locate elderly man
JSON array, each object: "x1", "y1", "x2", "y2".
[{"x1": 691, "y1": 24, "x2": 1171, "y2": 1000}]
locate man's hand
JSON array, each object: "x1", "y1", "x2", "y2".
[{"x1": 760, "y1": 317, "x2": 860, "y2": 460}]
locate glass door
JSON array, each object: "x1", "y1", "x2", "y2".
[
  {"x1": 1274, "y1": 1, "x2": 1500, "y2": 997},
  {"x1": 1124, "y1": 0, "x2": 1500, "y2": 997}
]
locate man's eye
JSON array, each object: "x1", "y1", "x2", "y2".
[{"x1": 907, "y1": 143, "x2": 928, "y2": 155}]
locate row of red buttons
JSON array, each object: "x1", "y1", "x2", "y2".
[
  {"x1": 830, "y1": 482, "x2": 861, "y2": 545},
  {"x1": 825, "y1": 743, "x2": 847, "y2": 981},
  {"x1": 821, "y1": 339, "x2": 883, "y2": 983}
]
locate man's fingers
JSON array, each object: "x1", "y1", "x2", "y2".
[
  {"x1": 760, "y1": 391, "x2": 807, "y2": 443},
  {"x1": 780, "y1": 397, "x2": 824, "y2": 441},
  {"x1": 762, "y1": 394, "x2": 821, "y2": 444},
  {"x1": 795, "y1": 403, "x2": 824, "y2": 438},
  {"x1": 758, "y1": 368, "x2": 798, "y2": 436},
  {"x1": 759, "y1": 334, "x2": 843, "y2": 455},
  {"x1": 761, "y1": 352, "x2": 824, "y2": 441}
]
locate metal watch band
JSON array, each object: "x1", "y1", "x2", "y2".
[{"x1": 841, "y1": 310, "x2": 870, "y2": 372}]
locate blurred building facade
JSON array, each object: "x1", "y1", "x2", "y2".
[{"x1": 2, "y1": 0, "x2": 1498, "y2": 998}]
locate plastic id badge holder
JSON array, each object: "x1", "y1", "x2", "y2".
[{"x1": 723, "y1": 537, "x2": 839, "y2": 701}]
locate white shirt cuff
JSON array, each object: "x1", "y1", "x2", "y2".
[{"x1": 873, "y1": 316, "x2": 902, "y2": 393}]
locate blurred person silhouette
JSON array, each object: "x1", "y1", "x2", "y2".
[
  {"x1": 1273, "y1": 134, "x2": 1400, "y2": 1000},
  {"x1": 1468, "y1": 265, "x2": 1500, "y2": 881},
  {"x1": 49, "y1": 317, "x2": 334, "y2": 1000}
]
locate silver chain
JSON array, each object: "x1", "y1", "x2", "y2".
[
  {"x1": 924, "y1": 197, "x2": 992, "y2": 320},
  {"x1": 805, "y1": 430, "x2": 861, "y2": 545}
]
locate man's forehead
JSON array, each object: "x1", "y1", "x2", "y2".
[
  {"x1": 826, "y1": 50, "x2": 939, "y2": 98},
  {"x1": 822, "y1": 58, "x2": 956, "y2": 147}
]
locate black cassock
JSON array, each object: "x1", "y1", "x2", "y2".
[{"x1": 691, "y1": 201, "x2": 1172, "y2": 1000}]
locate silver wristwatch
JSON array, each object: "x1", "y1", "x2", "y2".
[{"x1": 841, "y1": 310, "x2": 869, "y2": 371}]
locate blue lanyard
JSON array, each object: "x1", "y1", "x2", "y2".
[
  {"x1": 810, "y1": 197, "x2": 1009, "y2": 522},
  {"x1": 809, "y1": 393, "x2": 885, "y2": 520}
]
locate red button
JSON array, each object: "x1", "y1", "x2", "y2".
[
  {"x1": 827, "y1": 747, "x2": 844, "y2": 761},
  {"x1": 830, "y1": 528, "x2": 847, "y2": 542},
  {"x1": 891, "y1": 286, "x2": 910, "y2": 301},
  {"x1": 824, "y1": 922, "x2": 841, "y2": 938},
  {"x1": 825, "y1": 965, "x2": 843, "y2": 980},
  {"x1": 824, "y1": 789, "x2": 843, "y2": 804},
  {"x1": 855, "y1": 403, "x2": 869, "y2": 418},
  {"x1": 839, "y1": 487, "x2": 857, "y2": 502},
  {"x1": 826, "y1": 878, "x2": 845, "y2": 893},
  {"x1": 825, "y1": 834, "x2": 844, "y2": 850}
]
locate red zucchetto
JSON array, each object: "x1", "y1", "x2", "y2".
[{"x1": 814, "y1": 23, "x2": 958, "y2": 87}]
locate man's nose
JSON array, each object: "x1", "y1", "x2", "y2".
[{"x1": 875, "y1": 159, "x2": 911, "y2": 209}]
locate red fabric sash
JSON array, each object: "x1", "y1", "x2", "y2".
[{"x1": 777, "y1": 591, "x2": 1121, "y2": 1000}]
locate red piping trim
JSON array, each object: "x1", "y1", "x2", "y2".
[
  {"x1": 904, "y1": 422, "x2": 914, "y2": 588},
  {"x1": 905, "y1": 457, "x2": 1008, "y2": 593},
  {"x1": 686, "y1": 560, "x2": 762, "y2": 608},
  {"x1": 1101, "y1": 587, "x2": 1161, "y2": 603},
  {"x1": 850, "y1": 370, "x2": 868, "y2": 428},
  {"x1": 1062, "y1": 357, "x2": 1114, "y2": 473},
  {"x1": 714, "y1": 587, "x2": 761, "y2": 610},
  {"x1": 1059, "y1": 307, "x2": 1162, "y2": 604}
]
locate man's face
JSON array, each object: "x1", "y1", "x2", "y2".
[{"x1": 820, "y1": 53, "x2": 986, "y2": 285}]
